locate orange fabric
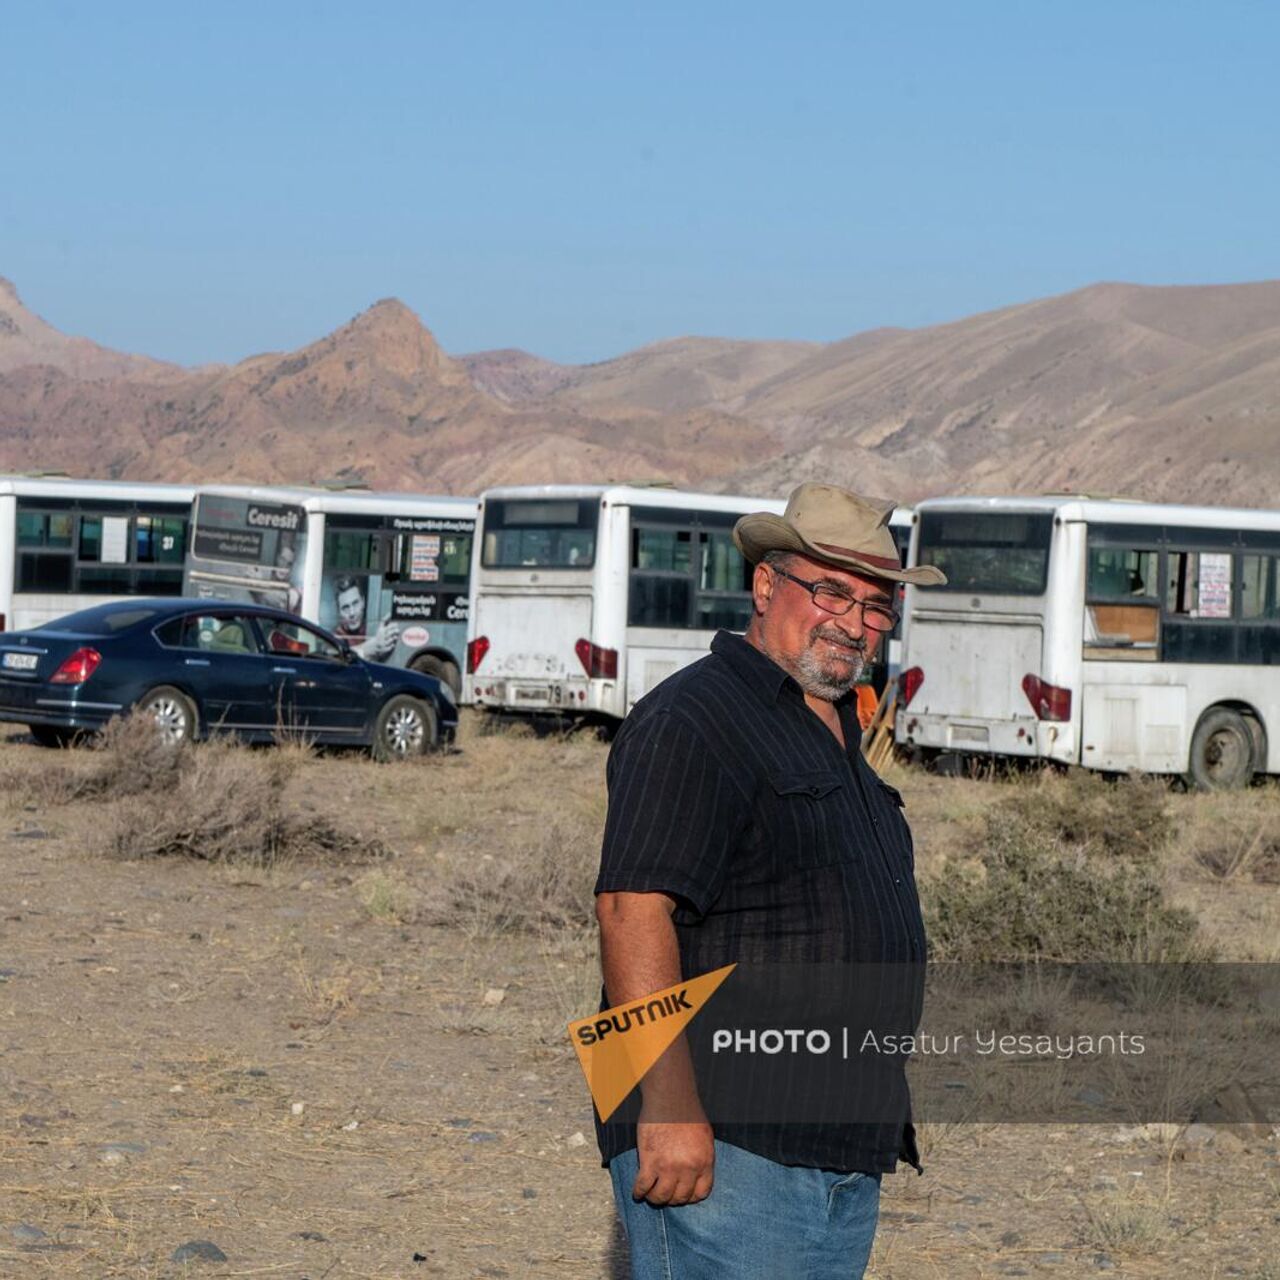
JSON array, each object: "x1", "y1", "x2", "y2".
[{"x1": 855, "y1": 684, "x2": 879, "y2": 732}]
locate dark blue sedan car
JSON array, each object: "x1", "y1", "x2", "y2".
[{"x1": 0, "y1": 599, "x2": 457, "y2": 758}]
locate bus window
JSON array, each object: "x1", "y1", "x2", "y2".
[
  {"x1": 635, "y1": 528, "x2": 692, "y2": 573},
  {"x1": 481, "y1": 499, "x2": 597, "y2": 568},
  {"x1": 325, "y1": 530, "x2": 380, "y2": 572},
  {"x1": 16, "y1": 501, "x2": 191, "y2": 598},
  {"x1": 629, "y1": 527, "x2": 693, "y2": 626},
  {"x1": 1088, "y1": 547, "x2": 1159, "y2": 601},
  {"x1": 1085, "y1": 543, "x2": 1160, "y2": 657},
  {"x1": 916, "y1": 512, "x2": 1052, "y2": 595},
  {"x1": 695, "y1": 530, "x2": 753, "y2": 630},
  {"x1": 1241, "y1": 555, "x2": 1280, "y2": 620},
  {"x1": 17, "y1": 510, "x2": 73, "y2": 548},
  {"x1": 17, "y1": 553, "x2": 74, "y2": 592},
  {"x1": 79, "y1": 516, "x2": 103, "y2": 561},
  {"x1": 136, "y1": 515, "x2": 186, "y2": 564},
  {"x1": 435, "y1": 533, "x2": 473, "y2": 586},
  {"x1": 396, "y1": 530, "x2": 472, "y2": 586},
  {"x1": 1166, "y1": 551, "x2": 1232, "y2": 619}
]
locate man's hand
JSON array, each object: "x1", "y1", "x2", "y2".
[
  {"x1": 633, "y1": 1114, "x2": 715, "y2": 1206},
  {"x1": 371, "y1": 619, "x2": 402, "y2": 653}
]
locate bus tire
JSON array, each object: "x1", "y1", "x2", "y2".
[
  {"x1": 409, "y1": 653, "x2": 461, "y2": 700},
  {"x1": 373, "y1": 695, "x2": 438, "y2": 762},
  {"x1": 1188, "y1": 708, "x2": 1255, "y2": 791}
]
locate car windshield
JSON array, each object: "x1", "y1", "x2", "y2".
[{"x1": 34, "y1": 604, "x2": 161, "y2": 635}]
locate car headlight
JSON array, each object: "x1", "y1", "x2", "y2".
[{"x1": 436, "y1": 678, "x2": 457, "y2": 708}]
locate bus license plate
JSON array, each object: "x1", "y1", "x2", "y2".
[
  {"x1": 514, "y1": 685, "x2": 551, "y2": 703},
  {"x1": 2, "y1": 652, "x2": 38, "y2": 672}
]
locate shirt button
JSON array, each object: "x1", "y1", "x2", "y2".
[{"x1": 894, "y1": 877, "x2": 902, "y2": 886}]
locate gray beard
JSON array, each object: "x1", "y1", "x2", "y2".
[{"x1": 794, "y1": 644, "x2": 865, "y2": 702}]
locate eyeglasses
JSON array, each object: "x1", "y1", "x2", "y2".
[{"x1": 771, "y1": 567, "x2": 901, "y2": 633}]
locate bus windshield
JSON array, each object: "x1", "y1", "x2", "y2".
[
  {"x1": 481, "y1": 498, "x2": 598, "y2": 568},
  {"x1": 917, "y1": 511, "x2": 1053, "y2": 595}
]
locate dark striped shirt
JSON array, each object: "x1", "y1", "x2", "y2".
[{"x1": 594, "y1": 630, "x2": 925, "y2": 1173}]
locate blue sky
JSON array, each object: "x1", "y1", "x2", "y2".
[{"x1": 5, "y1": 2, "x2": 1278, "y2": 366}]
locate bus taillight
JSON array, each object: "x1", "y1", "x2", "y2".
[
  {"x1": 466, "y1": 636, "x2": 490, "y2": 674},
  {"x1": 900, "y1": 666, "x2": 924, "y2": 706},
  {"x1": 575, "y1": 638, "x2": 617, "y2": 680},
  {"x1": 1022, "y1": 674, "x2": 1071, "y2": 722}
]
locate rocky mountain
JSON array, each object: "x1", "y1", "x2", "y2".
[
  {"x1": 464, "y1": 336, "x2": 819, "y2": 415},
  {"x1": 2, "y1": 276, "x2": 1279, "y2": 506},
  {"x1": 0, "y1": 277, "x2": 174, "y2": 380},
  {"x1": 0, "y1": 285, "x2": 771, "y2": 492},
  {"x1": 719, "y1": 281, "x2": 1280, "y2": 505}
]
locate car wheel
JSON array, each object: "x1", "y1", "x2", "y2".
[
  {"x1": 1188, "y1": 708, "x2": 1255, "y2": 791},
  {"x1": 373, "y1": 695, "x2": 437, "y2": 761},
  {"x1": 138, "y1": 685, "x2": 198, "y2": 746},
  {"x1": 409, "y1": 653, "x2": 461, "y2": 700},
  {"x1": 29, "y1": 724, "x2": 74, "y2": 749}
]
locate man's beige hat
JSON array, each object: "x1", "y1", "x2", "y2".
[{"x1": 733, "y1": 483, "x2": 948, "y2": 586}]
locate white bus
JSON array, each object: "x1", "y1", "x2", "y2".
[
  {"x1": 465, "y1": 484, "x2": 913, "y2": 722},
  {"x1": 0, "y1": 475, "x2": 194, "y2": 632},
  {"x1": 896, "y1": 495, "x2": 1280, "y2": 788},
  {"x1": 184, "y1": 485, "x2": 477, "y2": 695}
]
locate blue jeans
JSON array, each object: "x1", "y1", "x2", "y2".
[{"x1": 609, "y1": 1140, "x2": 881, "y2": 1279}]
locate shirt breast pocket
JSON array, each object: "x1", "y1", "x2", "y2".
[
  {"x1": 876, "y1": 777, "x2": 916, "y2": 871},
  {"x1": 767, "y1": 770, "x2": 847, "y2": 870}
]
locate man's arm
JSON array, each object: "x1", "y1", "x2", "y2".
[{"x1": 596, "y1": 889, "x2": 715, "y2": 1207}]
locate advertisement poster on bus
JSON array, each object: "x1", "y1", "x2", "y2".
[
  {"x1": 317, "y1": 570, "x2": 469, "y2": 668},
  {"x1": 186, "y1": 495, "x2": 307, "y2": 612}
]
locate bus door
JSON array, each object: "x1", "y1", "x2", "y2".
[
  {"x1": 319, "y1": 517, "x2": 473, "y2": 681},
  {"x1": 1080, "y1": 532, "x2": 1197, "y2": 774},
  {"x1": 624, "y1": 509, "x2": 753, "y2": 710}
]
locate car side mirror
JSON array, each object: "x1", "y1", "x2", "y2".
[{"x1": 339, "y1": 639, "x2": 357, "y2": 664}]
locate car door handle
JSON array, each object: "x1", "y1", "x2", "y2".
[
  {"x1": 184, "y1": 658, "x2": 211, "y2": 667},
  {"x1": 272, "y1": 666, "x2": 297, "y2": 675}
]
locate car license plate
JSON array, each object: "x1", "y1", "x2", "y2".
[{"x1": 2, "y1": 652, "x2": 38, "y2": 672}]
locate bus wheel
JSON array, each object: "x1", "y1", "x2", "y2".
[
  {"x1": 1189, "y1": 708, "x2": 1255, "y2": 791},
  {"x1": 409, "y1": 654, "x2": 461, "y2": 700}
]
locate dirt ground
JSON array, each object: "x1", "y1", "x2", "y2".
[{"x1": 1, "y1": 716, "x2": 1277, "y2": 1279}]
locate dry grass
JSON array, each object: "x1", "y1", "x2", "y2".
[
  {"x1": 1178, "y1": 788, "x2": 1280, "y2": 885},
  {"x1": 0, "y1": 712, "x2": 390, "y2": 867},
  {"x1": 921, "y1": 770, "x2": 1212, "y2": 963},
  {"x1": 357, "y1": 869, "x2": 418, "y2": 923},
  {"x1": 437, "y1": 818, "x2": 601, "y2": 938},
  {"x1": 2, "y1": 715, "x2": 1278, "y2": 1276},
  {"x1": 104, "y1": 739, "x2": 389, "y2": 866}
]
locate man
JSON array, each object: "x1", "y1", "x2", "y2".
[
  {"x1": 594, "y1": 483, "x2": 946, "y2": 1279},
  {"x1": 331, "y1": 573, "x2": 401, "y2": 663}
]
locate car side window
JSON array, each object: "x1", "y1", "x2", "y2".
[
  {"x1": 157, "y1": 613, "x2": 262, "y2": 655},
  {"x1": 264, "y1": 619, "x2": 344, "y2": 662}
]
